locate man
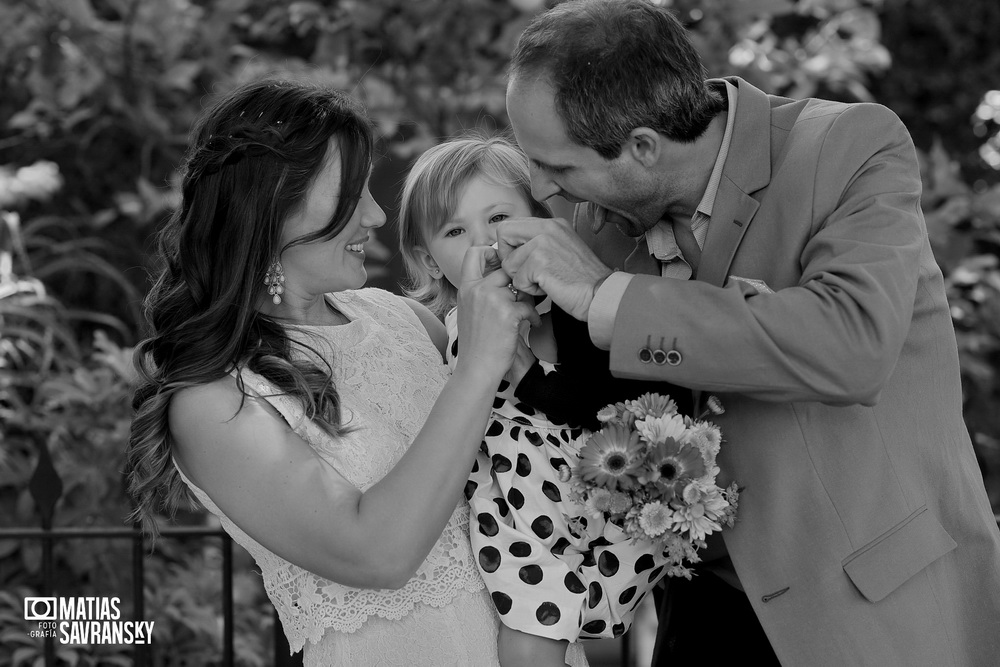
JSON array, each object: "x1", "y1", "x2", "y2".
[{"x1": 496, "y1": 1, "x2": 1000, "y2": 665}]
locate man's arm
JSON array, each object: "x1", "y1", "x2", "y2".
[{"x1": 607, "y1": 104, "x2": 925, "y2": 405}]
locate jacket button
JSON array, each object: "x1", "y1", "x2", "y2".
[
  {"x1": 665, "y1": 349, "x2": 682, "y2": 366},
  {"x1": 652, "y1": 349, "x2": 667, "y2": 365},
  {"x1": 638, "y1": 347, "x2": 652, "y2": 363}
]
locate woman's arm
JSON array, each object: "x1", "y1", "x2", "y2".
[
  {"x1": 172, "y1": 250, "x2": 536, "y2": 590},
  {"x1": 401, "y1": 296, "x2": 448, "y2": 360}
]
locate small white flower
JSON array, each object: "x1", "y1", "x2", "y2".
[
  {"x1": 596, "y1": 405, "x2": 618, "y2": 423},
  {"x1": 609, "y1": 491, "x2": 633, "y2": 514},
  {"x1": 584, "y1": 488, "x2": 613, "y2": 517},
  {"x1": 638, "y1": 501, "x2": 672, "y2": 537}
]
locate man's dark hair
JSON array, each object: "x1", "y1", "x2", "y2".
[{"x1": 509, "y1": 0, "x2": 725, "y2": 158}]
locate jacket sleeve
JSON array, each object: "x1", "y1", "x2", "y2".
[
  {"x1": 607, "y1": 104, "x2": 925, "y2": 405},
  {"x1": 517, "y1": 305, "x2": 694, "y2": 427}
]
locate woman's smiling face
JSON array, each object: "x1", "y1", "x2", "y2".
[
  {"x1": 277, "y1": 140, "x2": 386, "y2": 298},
  {"x1": 420, "y1": 175, "x2": 535, "y2": 289}
]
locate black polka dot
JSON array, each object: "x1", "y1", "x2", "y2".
[
  {"x1": 546, "y1": 434, "x2": 562, "y2": 447},
  {"x1": 498, "y1": 379, "x2": 510, "y2": 393},
  {"x1": 630, "y1": 591, "x2": 647, "y2": 611},
  {"x1": 560, "y1": 430, "x2": 573, "y2": 443},
  {"x1": 588, "y1": 536, "x2": 610, "y2": 550},
  {"x1": 478, "y1": 513, "x2": 499, "y2": 537},
  {"x1": 570, "y1": 428, "x2": 584, "y2": 440},
  {"x1": 491, "y1": 453, "x2": 512, "y2": 473},
  {"x1": 541, "y1": 481, "x2": 561, "y2": 502},
  {"x1": 550, "y1": 537, "x2": 570, "y2": 555},
  {"x1": 450, "y1": 340, "x2": 459, "y2": 358},
  {"x1": 479, "y1": 441, "x2": 489, "y2": 455},
  {"x1": 514, "y1": 402, "x2": 536, "y2": 416},
  {"x1": 509, "y1": 541, "x2": 531, "y2": 557},
  {"x1": 598, "y1": 551, "x2": 620, "y2": 577},
  {"x1": 588, "y1": 582, "x2": 603, "y2": 609},
  {"x1": 470, "y1": 459, "x2": 479, "y2": 474},
  {"x1": 479, "y1": 546, "x2": 501, "y2": 573},
  {"x1": 492, "y1": 396, "x2": 506, "y2": 409},
  {"x1": 525, "y1": 431, "x2": 543, "y2": 446},
  {"x1": 531, "y1": 515, "x2": 554, "y2": 539},
  {"x1": 618, "y1": 586, "x2": 637, "y2": 605},
  {"x1": 463, "y1": 480, "x2": 477, "y2": 501},
  {"x1": 647, "y1": 565, "x2": 665, "y2": 583},
  {"x1": 507, "y1": 487, "x2": 525, "y2": 509},
  {"x1": 612, "y1": 623, "x2": 625, "y2": 638},
  {"x1": 486, "y1": 421, "x2": 504, "y2": 438},
  {"x1": 634, "y1": 553, "x2": 655, "y2": 573},
  {"x1": 510, "y1": 426, "x2": 521, "y2": 441},
  {"x1": 536, "y1": 602, "x2": 561, "y2": 626},
  {"x1": 492, "y1": 497, "x2": 509, "y2": 517},
  {"x1": 582, "y1": 551, "x2": 596, "y2": 567},
  {"x1": 516, "y1": 453, "x2": 532, "y2": 477},
  {"x1": 519, "y1": 564, "x2": 543, "y2": 585},
  {"x1": 492, "y1": 591, "x2": 512, "y2": 615},
  {"x1": 549, "y1": 457, "x2": 567, "y2": 470},
  {"x1": 581, "y1": 620, "x2": 606, "y2": 635},
  {"x1": 564, "y1": 572, "x2": 586, "y2": 594}
]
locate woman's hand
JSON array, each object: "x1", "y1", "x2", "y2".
[{"x1": 454, "y1": 245, "x2": 540, "y2": 385}]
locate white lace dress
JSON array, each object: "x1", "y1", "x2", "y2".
[{"x1": 174, "y1": 288, "x2": 588, "y2": 666}]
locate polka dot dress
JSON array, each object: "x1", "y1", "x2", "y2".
[{"x1": 446, "y1": 309, "x2": 673, "y2": 642}]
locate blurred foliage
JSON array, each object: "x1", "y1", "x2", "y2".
[{"x1": 1, "y1": 0, "x2": 998, "y2": 661}]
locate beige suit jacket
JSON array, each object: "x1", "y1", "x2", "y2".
[{"x1": 575, "y1": 77, "x2": 1000, "y2": 666}]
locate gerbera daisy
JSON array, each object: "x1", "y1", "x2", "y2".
[
  {"x1": 685, "y1": 422, "x2": 722, "y2": 467},
  {"x1": 638, "y1": 501, "x2": 673, "y2": 538},
  {"x1": 625, "y1": 392, "x2": 677, "y2": 420},
  {"x1": 643, "y1": 438, "x2": 707, "y2": 499},
  {"x1": 577, "y1": 424, "x2": 643, "y2": 491},
  {"x1": 636, "y1": 413, "x2": 688, "y2": 446}
]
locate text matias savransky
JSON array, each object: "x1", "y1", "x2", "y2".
[{"x1": 25, "y1": 596, "x2": 155, "y2": 645}]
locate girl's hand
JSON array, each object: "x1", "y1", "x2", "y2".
[{"x1": 455, "y1": 246, "x2": 540, "y2": 385}]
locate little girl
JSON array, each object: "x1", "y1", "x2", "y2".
[{"x1": 398, "y1": 134, "x2": 693, "y2": 666}]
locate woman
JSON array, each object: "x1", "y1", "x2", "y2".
[{"x1": 124, "y1": 78, "x2": 582, "y2": 665}]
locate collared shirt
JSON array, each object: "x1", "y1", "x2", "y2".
[{"x1": 590, "y1": 79, "x2": 738, "y2": 348}]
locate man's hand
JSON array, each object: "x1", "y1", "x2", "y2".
[{"x1": 496, "y1": 217, "x2": 614, "y2": 321}]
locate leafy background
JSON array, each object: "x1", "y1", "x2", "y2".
[{"x1": 2, "y1": 0, "x2": 998, "y2": 664}]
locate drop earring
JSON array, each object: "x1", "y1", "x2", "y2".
[{"x1": 265, "y1": 258, "x2": 285, "y2": 304}]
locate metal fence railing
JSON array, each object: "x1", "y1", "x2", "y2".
[{"x1": 1, "y1": 440, "x2": 303, "y2": 667}]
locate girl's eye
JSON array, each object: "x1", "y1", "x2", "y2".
[
  {"x1": 489, "y1": 213, "x2": 508, "y2": 224},
  {"x1": 444, "y1": 228, "x2": 464, "y2": 238}
]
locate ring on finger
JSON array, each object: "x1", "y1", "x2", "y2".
[{"x1": 507, "y1": 282, "x2": 518, "y2": 297}]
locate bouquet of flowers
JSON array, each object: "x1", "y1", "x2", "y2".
[{"x1": 566, "y1": 392, "x2": 739, "y2": 578}]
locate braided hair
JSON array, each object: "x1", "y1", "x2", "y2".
[{"x1": 125, "y1": 78, "x2": 374, "y2": 538}]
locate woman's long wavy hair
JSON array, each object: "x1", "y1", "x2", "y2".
[{"x1": 126, "y1": 78, "x2": 374, "y2": 537}]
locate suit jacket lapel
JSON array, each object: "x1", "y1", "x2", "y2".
[{"x1": 697, "y1": 77, "x2": 773, "y2": 287}]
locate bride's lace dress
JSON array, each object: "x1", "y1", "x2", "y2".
[{"x1": 174, "y1": 288, "x2": 588, "y2": 666}]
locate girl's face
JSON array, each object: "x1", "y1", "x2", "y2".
[
  {"x1": 278, "y1": 141, "x2": 386, "y2": 297},
  {"x1": 418, "y1": 175, "x2": 534, "y2": 289}
]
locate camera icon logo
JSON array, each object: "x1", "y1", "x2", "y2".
[{"x1": 24, "y1": 597, "x2": 57, "y2": 621}]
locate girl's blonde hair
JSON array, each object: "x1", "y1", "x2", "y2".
[{"x1": 398, "y1": 132, "x2": 551, "y2": 317}]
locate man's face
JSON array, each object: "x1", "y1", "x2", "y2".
[{"x1": 506, "y1": 76, "x2": 660, "y2": 236}]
